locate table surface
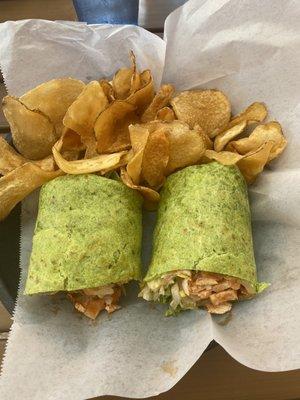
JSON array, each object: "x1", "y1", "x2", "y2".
[{"x1": 0, "y1": 2, "x2": 299, "y2": 400}]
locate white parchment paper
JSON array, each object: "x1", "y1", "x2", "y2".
[{"x1": 0, "y1": 1, "x2": 300, "y2": 398}]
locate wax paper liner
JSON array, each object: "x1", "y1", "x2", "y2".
[{"x1": 0, "y1": 1, "x2": 300, "y2": 399}]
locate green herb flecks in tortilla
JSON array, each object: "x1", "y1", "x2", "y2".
[{"x1": 25, "y1": 174, "x2": 142, "y2": 294}]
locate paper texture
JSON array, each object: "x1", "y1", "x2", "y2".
[{"x1": 0, "y1": 0, "x2": 300, "y2": 398}]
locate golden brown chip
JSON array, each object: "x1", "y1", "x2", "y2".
[
  {"x1": 0, "y1": 136, "x2": 27, "y2": 175},
  {"x1": 231, "y1": 122, "x2": 287, "y2": 161},
  {"x1": 19, "y1": 78, "x2": 85, "y2": 137},
  {"x1": 112, "y1": 68, "x2": 133, "y2": 100},
  {"x1": 127, "y1": 124, "x2": 151, "y2": 185},
  {"x1": 141, "y1": 128, "x2": 169, "y2": 189},
  {"x1": 94, "y1": 100, "x2": 136, "y2": 153},
  {"x1": 99, "y1": 80, "x2": 115, "y2": 102},
  {"x1": 120, "y1": 167, "x2": 160, "y2": 207},
  {"x1": 129, "y1": 51, "x2": 141, "y2": 94},
  {"x1": 156, "y1": 107, "x2": 175, "y2": 122},
  {"x1": 112, "y1": 52, "x2": 138, "y2": 100},
  {"x1": 34, "y1": 155, "x2": 57, "y2": 172},
  {"x1": 63, "y1": 81, "x2": 108, "y2": 138},
  {"x1": 126, "y1": 150, "x2": 144, "y2": 185},
  {"x1": 60, "y1": 128, "x2": 85, "y2": 152},
  {"x1": 0, "y1": 163, "x2": 63, "y2": 221},
  {"x1": 106, "y1": 111, "x2": 139, "y2": 153},
  {"x1": 128, "y1": 124, "x2": 150, "y2": 154},
  {"x1": 170, "y1": 89, "x2": 231, "y2": 136},
  {"x1": 127, "y1": 70, "x2": 154, "y2": 113},
  {"x1": 52, "y1": 141, "x2": 128, "y2": 174},
  {"x1": 101, "y1": 150, "x2": 133, "y2": 175},
  {"x1": 227, "y1": 102, "x2": 267, "y2": 130},
  {"x1": 204, "y1": 149, "x2": 244, "y2": 165},
  {"x1": 141, "y1": 84, "x2": 174, "y2": 122},
  {"x1": 63, "y1": 81, "x2": 108, "y2": 156},
  {"x1": 164, "y1": 121, "x2": 207, "y2": 174},
  {"x1": 214, "y1": 121, "x2": 247, "y2": 152},
  {"x1": 2, "y1": 96, "x2": 57, "y2": 160},
  {"x1": 237, "y1": 141, "x2": 274, "y2": 183}
]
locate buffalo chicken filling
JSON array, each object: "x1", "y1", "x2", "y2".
[
  {"x1": 139, "y1": 270, "x2": 253, "y2": 315},
  {"x1": 68, "y1": 284, "x2": 122, "y2": 320}
]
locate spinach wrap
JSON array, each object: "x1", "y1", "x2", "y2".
[
  {"x1": 139, "y1": 162, "x2": 267, "y2": 315},
  {"x1": 25, "y1": 174, "x2": 142, "y2": 319}
]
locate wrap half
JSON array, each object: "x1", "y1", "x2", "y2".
[
  {"x1": 25, "y1": 174, "x2": 142, "y2": 319},
  {"x1": 140, "y1": 162, "x2": 268, "y2": 315}
]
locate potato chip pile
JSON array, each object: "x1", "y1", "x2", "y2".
[{"x1": 0, "y1": 53, "x2": 287, "y2": 220}]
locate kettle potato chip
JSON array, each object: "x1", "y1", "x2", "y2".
[
  {"x1": 205, "y1": 149, "x2": 244, "y2": 165},
  {"x1": 127, "y1": 70, "x2": 154, "y2": 113},
  {"x1": 53, "y1": 141, "x2": 127, "y2": 175},
  {"x1": 63, "y1": 81, "x2": 108, "y2": 156},
  {"x1": 156, "y1": 107, "x2": 175, "y2": 122},
  {"x1": 141, "y1": 84, "x2": 174, "y2": 122},
  {"x1": 230, "y1": 122, "x2": 286, "y2": 161},
  {"x1": 120, "y1": 167, "x2": 160, "y2": 206},
  {"x1": 164, "y1": 121, "x2": 207, "y2": 174},
  {"x1": 2, "y1": 96, "x2": 57, "y2": 160},
  {"x1": 20, "y1": 78, "x2": 85, "y2": 137},
  {"x1": 0, "y1": 163, "x2": 63, "y2": 221},
  {"x1": 94, "y1": 100, "x2": 136, "y2": 153},
  {"x1": 171, "y1": 89, "x2": 231, "y2": 136},
  {"x1": 141, "y1": 128, "x2": 169, "y2": 189},
  {"x1": 237, "y1": 141, "x2": 274, "y2": 183},
  {"x1": 227, "y1": 102, "x2": 267, "y2": 130},
  {"x1": 214, "y1": 121, "x2": 247, "y2": 152},
  {"x1": 0, "y1": 136, "x2": 27, "y2": 175}
]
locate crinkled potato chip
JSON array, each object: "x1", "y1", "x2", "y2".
[
  {"x1": 0, "y1": 163, "x2": 63, "y2": 221},
  {"x1": 112, "y1": 68, "x2": 133, "y2": 100},
  {"x1": 20, "y1": 78, "x2": 85, "y2": 137},
  {"x1": 129, "y1": 51, "x2": 141, "y2": 94},
  {"x1": 94, "y1": 100, "x2": 136, "y2": 153},
  {"x1": 127, "y1": 70, "x2": 154, "y2": 113},
  {"x1": 99, "y1": 80, "x2": 115, "y2": 102},
  {"x1": 230, "y1": 122, "x2": 286, "y2": 161},
  {"x1": 3, "y1": 96, "x2": 57, "y2": 160},
  {"x1": 141, "y1": 84, "x2": 174, "y2": 122},
  {"x1": 237, "y1": 141, "x2": 274, "y2": 183},
  {"x1": 170, "y1": 90, "x2": 231, "y2": 137},
  {"x1": 107, "y1": 111, "x2": 139, "y2": 153},
  {"x1": 141, "y1": 128, "x2": 169, "y2": 189},
  {"x1": 126, "y1": 149, "x2": 144, "y2": 185},
  {"x1": 164, "y1": 121, "x2": 207, "y2": 174},
  {"x1": 63, "y1": 81, "x2": 108, "y2": 156},
  {"x1": 156, "y1": 107, "x2": 175, "y2": 122},
  {"x1": 120, "y1": 167, "x2": 160, "y2": 207},
  {"x1": 53, "y1": 141, "x2": 127, "y2": 174},
  {"x1": 112, "y1": 52, "x2": 138, "y2": 99},
  {"x1": 60, "y1": 128, "x2": 85, "y2": 152},
  {"x1": 227, "y1": 102, "x2": 267, "y2": 130},
  {"x1": 205, "y1": 149, "x2": 244, "y2": 165},
  {"x1": 128, "y1": 124, "x2": 150, "y2": 154},
  {"x1": 100, "y1": 150, "x2": 133, "y2": 175},
  {"x1": 0, "y1": 136, "x2": 27, "y2": 175},
  {"x1": 214, "y1": 121, "x2": 247, "y2": 152},
  {"x1": 127, "y1": 124, "x2": 151, "y2": 184}
]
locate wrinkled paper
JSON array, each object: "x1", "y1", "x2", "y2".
[{"x1": 0, "y1": 1, "x2": 300, "y2": 398}]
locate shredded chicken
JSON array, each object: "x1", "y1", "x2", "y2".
[
  {"x1": 139, "y1": 270, "x2": 254, "y2": 315},
  {"x1": 68, "y1": 284, "x2": 122, "y2": 320}
]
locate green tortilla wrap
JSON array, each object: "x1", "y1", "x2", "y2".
[
  {"x1": 145, "y1": 162, "x2": 262, "y2": 290},
  {"x1": 140, "y1": 162, "x2": 268, "y2": 315},
  {"x1": 25, "y1": 174, "x2": 142, "y2": 295}
]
